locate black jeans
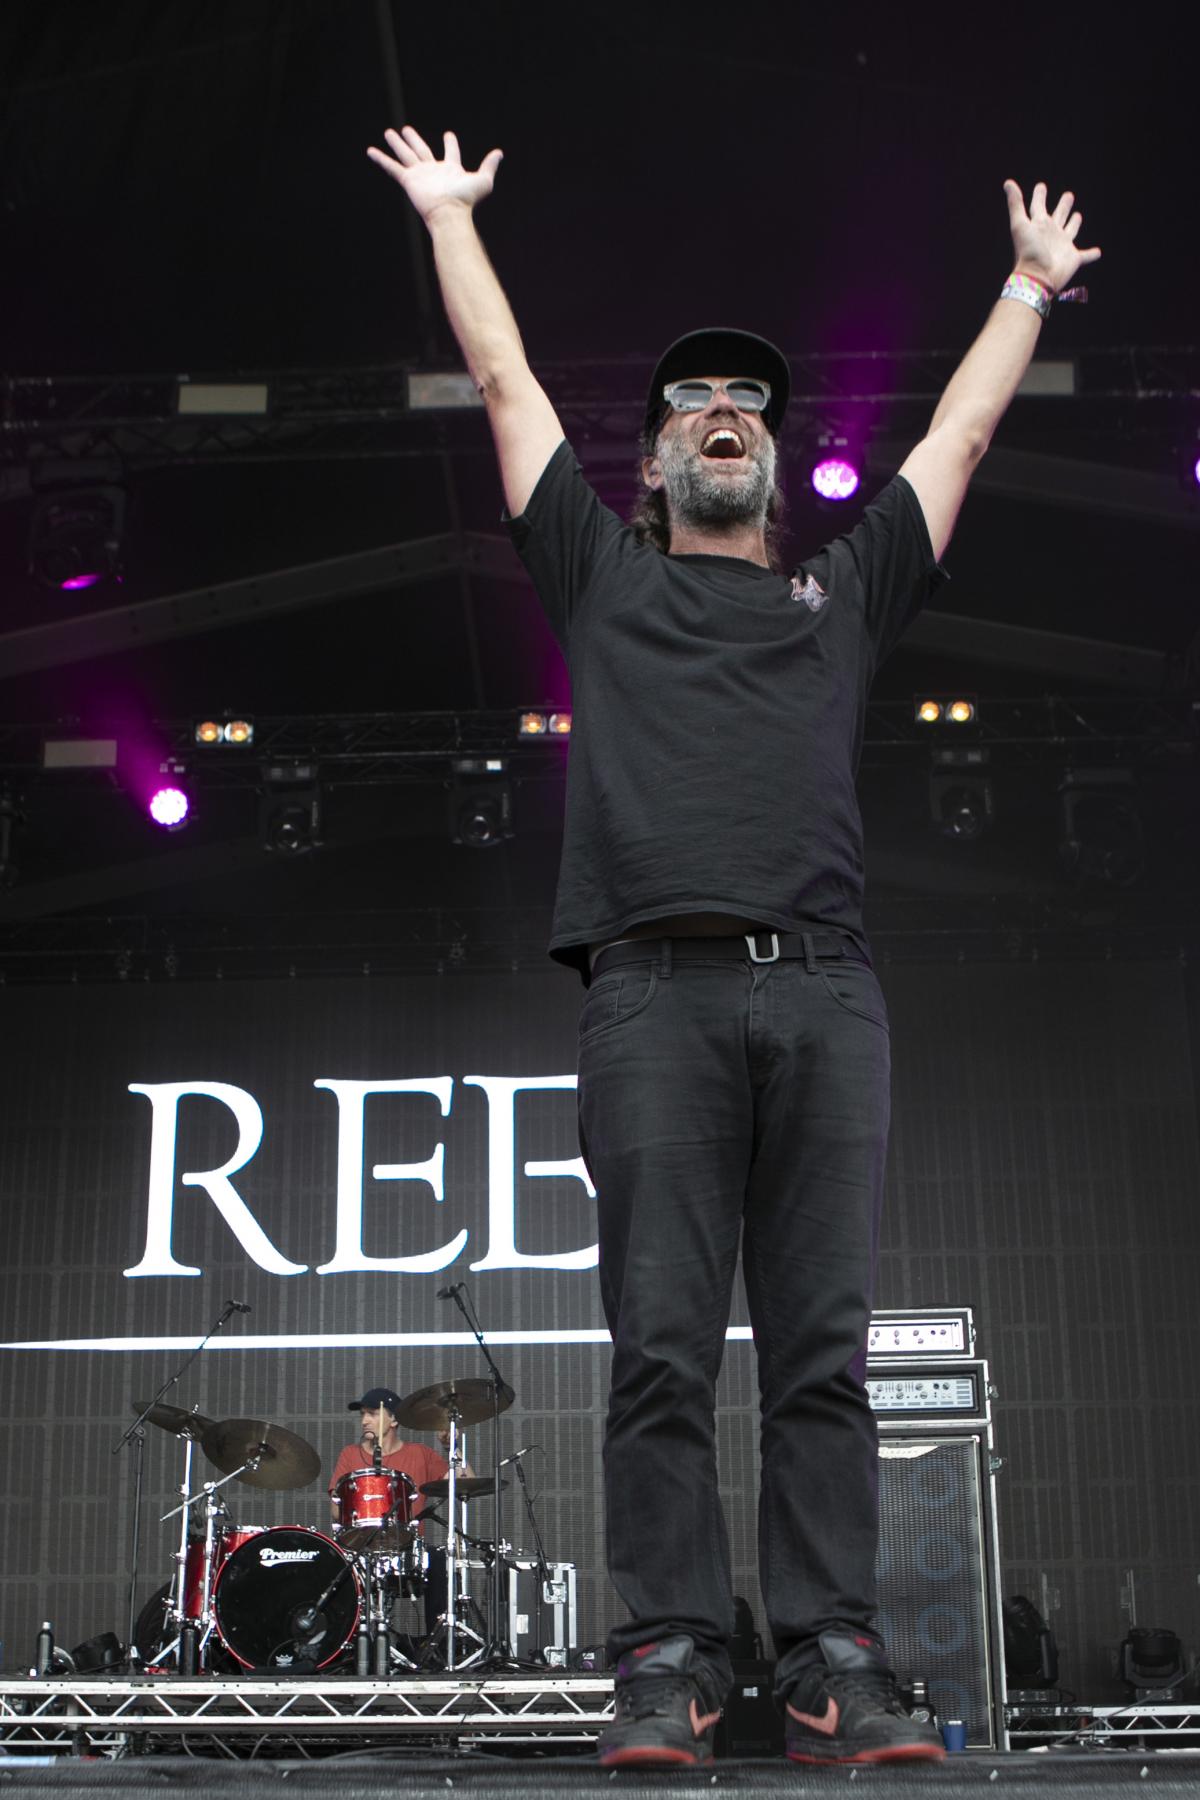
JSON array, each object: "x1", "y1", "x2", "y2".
[{"x1": 577, "y1": 938, "x2": 890, "y2": 1704}]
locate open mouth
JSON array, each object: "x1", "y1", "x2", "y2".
[{"x1": 699, "y1": 426, "x2": 746, "y2": 460}]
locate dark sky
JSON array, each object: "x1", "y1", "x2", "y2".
[{"x1": 4, "y1": 2, "x2": 1194, "y2": 366}]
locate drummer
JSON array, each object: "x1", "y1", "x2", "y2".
[{"x1": 329, "y1": 1385, "x2": 473, "y2": 1530}]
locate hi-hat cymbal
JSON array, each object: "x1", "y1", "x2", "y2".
[
  {"x1": 394, "y1": 1378, "x2": 514, "y2": 1432},
  {"x1": 419, "y1": 1476, "x2": 508, "y2": 1502},
  {"x1": 134, "y1": 1401, "x2": 213, "y2": 1439},
  {"x1": 201, "y1": 1417, "x2": 321, "y2": 1491}
]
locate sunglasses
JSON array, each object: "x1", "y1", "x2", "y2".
[{"x1": 662, "y1": 378, "x2": 771, "y2": 414}]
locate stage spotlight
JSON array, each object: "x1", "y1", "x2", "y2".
[
  {"x1": 28, "y1": 487, "x2": 126, "y2": 590},
  {"x1": 1058, "y1": 770, "x2": 1143, "y2": 887},
  {"x1": 810, "y1": 453, "x2": 860, "y2": 503},
  {"x1": 548, "y1": 712, "x2": 572, "y2": 735},
  {"x1": 1118, "y1": 1626, "x2": 1187, "y2": 1699},
  {"x1": 259, "y1": 762, "x2": 321, "y2": 855},
  {"x1": 931, "y1": 775, "x2": 993, "y2": 840},
  {"x1": 149, "y1": 785, "x2": 190, "y2": 830},
  {"x1": 194, "y1": 717, "x2": 255, "y2": 747},
  {"x1": 518, "y1": 712, "x2": 548, "y2": 736},
  {"x1": 915, "y1": 696, "x2": 978, "y2": 726},
  {"x1": 450, "y1": 758, "x2": 513, "y2": 849},
  {"x1": 930, "y1": 748, "x2": 992, "y2": 841},
  {"x1": 1003, "y1": 1596, "x2": 1060, "y2": 1690}
]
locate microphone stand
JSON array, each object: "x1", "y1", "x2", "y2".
[
  {"x1": 447, "y1": 1284, "x2": 515, "y2": 1665},
  {"x1": 511, "y1": 1453, "x2": 550, "y2": 1589},
  {"x1": 111, "y1": 1299, "x2": 241, "y2": 1667}
]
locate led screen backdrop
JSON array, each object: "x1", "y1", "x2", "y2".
[{"x1": 1, "y1": 960, "x2": 1197, "y2": 1696}]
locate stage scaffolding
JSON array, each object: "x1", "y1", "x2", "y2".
[{"x1": 0, "y1": 1673, "x2": 614, "y2": 1758}]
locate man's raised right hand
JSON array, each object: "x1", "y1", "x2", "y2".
[{"x1": 366, "y1": 126, "x2": 503, "y2": 226}]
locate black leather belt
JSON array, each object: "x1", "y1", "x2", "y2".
[{"x1": 591, "y1": 931, "x2": 870, "y2": 980}]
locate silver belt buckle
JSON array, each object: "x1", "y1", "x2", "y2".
[{"x1": 745, "y1": 932, "x2": 780, "y2": 963}]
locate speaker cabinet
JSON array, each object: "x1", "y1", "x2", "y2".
[{"x1": 876, "y1": 1432, "x2": 1006, "y2": 1748}]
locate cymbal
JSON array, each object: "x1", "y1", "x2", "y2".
[
  {"x1": 419, "y1": 1476, "x2": 508, "y2": 1502},
  {"x1": 201, "y1": 1417, "x2": 321, "y2": 1491},
  {"x1": 394, "y1": 1378, "x2": 515, "y2": 1432},
  {"x1": 134, "y1": 1401, "x2": 213, "y2": 1439}
]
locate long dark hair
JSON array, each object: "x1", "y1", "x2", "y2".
[{"x1": 629, "y1": 419, "x2": 789, "y2": 573}]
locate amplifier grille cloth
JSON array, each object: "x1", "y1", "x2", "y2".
[{"x1": 876, "y1": 1437, "x2": 992, "y2": 1743}]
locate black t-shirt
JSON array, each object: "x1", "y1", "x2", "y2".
[{"x1": 507, "y1": 441, "x2": 947, "y2": 978}]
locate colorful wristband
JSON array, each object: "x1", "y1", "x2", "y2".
[{"x1": 1001, "y1": 271, "x2": 1054, "y2": 320}]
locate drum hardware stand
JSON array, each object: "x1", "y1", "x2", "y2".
[
  {"x1": 442, "y1": 1283, "x2": 516, "y2": 1666},
  {"x1": 423, "y1": 1396, "x2": 487, "y2": 1672},
  {"x1": 157, "y1": 1453, "x2": 264, "y2": 1672},
  {"x1": 112, "y1": 1298, "x2": 243, "y2": 1668},
  {"x1": 288, "y1": 1493, "x2": 420, "y2": 1673}
]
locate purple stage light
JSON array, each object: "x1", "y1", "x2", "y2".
[
  {"x1": 60, "y1": 572, "x2": 104, "y2": 591},
  {"x1": 1193, "y1": 453, "x2": 1200, "y2": 488},
  {"x1": 810, "y1": 456, "x2": 860, "y2": 502},
  {"x1": 148, "y1": 786, "x2": 189, "y2": 829}
]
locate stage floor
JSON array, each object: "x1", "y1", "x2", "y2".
[{"x1": 1, "y1": 1750, "x2": 1200, "y2": 1800}]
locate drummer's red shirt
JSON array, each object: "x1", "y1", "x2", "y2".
[{"x1": 329, "y1": 1441, "x2": 449, "y2": 1532}]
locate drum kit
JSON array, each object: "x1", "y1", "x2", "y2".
[{"x1": 133, "y1": 1377, "x2": 521, "y2": 1676}]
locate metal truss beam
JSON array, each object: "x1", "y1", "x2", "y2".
[
  {"x1": 869, "y1": 440, "x2": 1200, "y2": 530},
  {"x1": 900, "y1": 612, "x2": 1172, "y2": 691},
  {"x1": 0, "y1": 534, "x2": 469, "y2": 678},
  {"x1": 0, "y1": 523, "x2": 1181, "y2": 690},
  {"x1": 1007, "y1": 1700, "x2": 1200, "y2": 1743},
  {"x1": 3, "y1": 696, "x2": 1194, "y2": 779},
  {"x1": 0, "y1": 1673, "x2": 614, "y2": 1756},
  {"x1": 3, "y1": 346, "x2": 1197, "y2": 470}
]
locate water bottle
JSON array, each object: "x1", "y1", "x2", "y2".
[
  {"x1": 355, "y1": 1616, "x2": 371, "y2": 1677},
  {"x1": 35, "y1": 1620, "x2": 54, "y2": 1677}
]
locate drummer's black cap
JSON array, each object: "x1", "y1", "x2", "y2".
[
  {"x1": 643, "y1": 327, "x2": 791, "y2": 444},
  {"x1": 349, "y1": 1386, "x2": 403, "y2": 1414}
]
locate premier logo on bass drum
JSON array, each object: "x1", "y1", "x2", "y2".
[{"x1": 259, "y1": 1546, "x2": 321, "y2": 1567}]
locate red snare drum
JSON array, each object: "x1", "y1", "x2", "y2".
[{"x1": 334, "y1": 1466, "x2": 415, "y2": 1551}]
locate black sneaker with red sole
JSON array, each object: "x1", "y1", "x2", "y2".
[
  {"x1": 598, "y1": 1636, "x2": 723, "y2": 1767},
  {"x1": 785, "y1": 1629, "x2": 947, "y2": 1764}
]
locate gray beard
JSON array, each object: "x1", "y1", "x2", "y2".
[{"x1": 657, "y1": 428, "x2": 776, "y2": 532}]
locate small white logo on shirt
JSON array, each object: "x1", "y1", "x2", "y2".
[{"x1": 790, "y1": 573, "x2": 827, "y2": 612}]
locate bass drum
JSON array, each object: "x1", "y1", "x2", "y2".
[{"x1": 213, "y1": 1525, "x2": 360, "y2": 1670}]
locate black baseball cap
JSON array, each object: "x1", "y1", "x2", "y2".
[
  {"x1": 348, "y1": 1386, "x2": 403, "y2": 1414},
  {"x1": 643, "y1": 328, "x2": 792, "y2": 442}
]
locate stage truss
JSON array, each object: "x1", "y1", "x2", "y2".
[
  {"x1": 1006, "y1": 1702, "x2": 1200, "y2": 1747},
  {"x1": 0, "y1": 1673, "x2": 614, "y2": 1758}
]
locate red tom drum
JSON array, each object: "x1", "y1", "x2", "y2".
[
  {"x1": 182, "y1": 1524, "x2": 264, "y2": 1618},
  {"x1": 334, "y1": 1466, "x2": 416, "y2": 1551}
]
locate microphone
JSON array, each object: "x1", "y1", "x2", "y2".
[
  {"x1": 227, "y1": 1300, "x2": 252, "y2": 1314},
  {"x1": 436, "y1": 1282, "x2": 465, "y2": 1300},
  {"x1": 499, "y1": 1446, "x2": 533, "y2": 1468},
  {"x1": 373, "y1": 1436, "x2": 382, "y2": 1473}
]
